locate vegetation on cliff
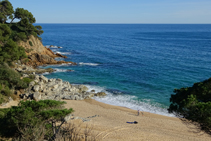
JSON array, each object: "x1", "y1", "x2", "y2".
[
  {"x1": 168, "y1": 78, "x2": 211, "y2": 134},
  {"x1": 0, "y1": 0, "x2": 43, "y2": 64},
  {"x1": 0, "y1": 63, "x2": 34, "y2": 104},
  {"x1": 0, "y1": 0, "x2": 44, "y2": 104}
]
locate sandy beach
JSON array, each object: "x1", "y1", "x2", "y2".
[
  {"x1": 1, "y1": 99, "x2": 210, "y2": 141},
  {"x1": 63, "y1": 99, "x2": 210, "y2": 141}
]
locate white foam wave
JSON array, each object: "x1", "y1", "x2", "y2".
[
  {"x1": 42, "y1": 72, "x2": 50, "y2": 75},
  {"x1": 85, "y1": 85, "x2": 175, "y2": 117},
  {"x1": 56, "y1": 51, "x2": 71, "y2": 55},
  {"x1": 41, "y1": 63, "x2": 73, "y2": 68},
  {"x1": 45, "y1": 45, "x2": 63, "y2": 48},
  {"x1": 79, "y1": 62, "x2": 99, "y2": 66},
  {"x1": 54, "y1": 69, "x2": 69, "y2": 72}
]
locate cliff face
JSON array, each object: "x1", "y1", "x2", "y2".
[
  {"x1": 18, "y1": 35, "x2": 56, "y2": 58},
  {"x1": 18, "y1": 36, "x2": 75, "y2": 67}
]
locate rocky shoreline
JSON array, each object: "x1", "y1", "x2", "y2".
[
  {"x1": 14, "y1": 64, "x2": 106, "y2": 102},
  {"x1": 1, "y1": 39, "x2": 106, "y2": 106}
]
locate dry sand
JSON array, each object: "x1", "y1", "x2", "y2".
[
  {"x1": 63, "y1": 99, "x2": 211, "y2": 141},
  {"x1": 1, "y1": 99, "x2": 210, "y2": 141}
]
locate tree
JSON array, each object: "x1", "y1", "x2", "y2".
[
  {"x1": 11, "y1": 7, "x2": 36, "y2": 23},
  {"x1": 0, "y1": 100, "x2": 73, "y2": 140},
  {"x1": 0, "y1": 0, "x2": 14, "y2": 24},
  {"x1": 168, "y1": 78, "x2": 211, "y2": 134},
  {"x1": 0, "y1": 23, "x2": 11, "y2": 43},
  {"x1": 0, "y1": 0, "x2": 43, "y2": 42}
]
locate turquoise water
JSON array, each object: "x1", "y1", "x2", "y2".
[{"x1": 38, "y1": 24, "x2": 211, "y2": 116}]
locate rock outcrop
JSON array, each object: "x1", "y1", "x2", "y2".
[
  {"x1": 20, "y1": 74, "x2": 106, "y2": 101},
  {"x1": 14, "y1": 63, "x2": 54, "y2": 74},
  {"x1": 25, "y1": 53, "x2": 75, "y2": 67},
  {"x1": 18, "y1": 35, "x2": 76, "y2": 67}
]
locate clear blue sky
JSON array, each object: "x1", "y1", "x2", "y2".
[{"x1": 9, "y1": 0, "x2": 211, "y2": 24}]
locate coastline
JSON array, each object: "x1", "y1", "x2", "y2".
[{"x1": 1, "y1": 43, "x2": 210, "y2": 140}]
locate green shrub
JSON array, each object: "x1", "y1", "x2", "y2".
[
  {"x1": 22, "y1": 77, "x2": 33, "y2": 86},
  {"x1": 0, "y1": 63, "x2": 28, "y2": 89},
  {"x1": 0, "y1": 100, "x2": 73, "y2": 139},
  {"x1": 25, "y1": 48, "x2": 33, "y2": 53},
  {"x1": 29, "y1": 41, "x2": 33, "y2": 46},
  {"x1": 28, "y1": 74, "x2": 35, "y2": 80},
  {"x1": 2, "y1": 86, "x2": 11, "y2": 97},
  {"x1": 0, "y1": 39, "x2": 27, "y2": 63},
  {"x1": 0, "y1": 94, "x2": 7, "y2": 105},
  {"x1": 168, "y1": 77, "x2": 211, "y2": 134}
]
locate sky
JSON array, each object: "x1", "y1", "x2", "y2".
[{"x1": 8, "y1": 0, "x2": 211, "y2": 24}]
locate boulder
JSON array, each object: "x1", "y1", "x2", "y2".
[
  {"x1": 29, "y1": 81, "x2": 35, "y2": 87},
  {"x1": 22, "y1": 74, "x2": 29, "y2": 78},
  {"x1": 33, "y1": 92, "x2": 41, "y2": 101},
  {"x1": 33, "y1": 85, "x2": 40, "y2": 92},
  {"x1": 8, "y1": 97, "x2": 13, "y2": 102},
  {"x1": 40, "y1": 75, "x2": 48, "y2": 83},
  {"x1": 94, "y1": 92, "x2": 107, "y2": 97},
  {"x1": 35, "y1": 75, "x2": 40, "y2": 80},
  {"x1": 64, "y1": 114, "x2": 73, "y2": 122}
]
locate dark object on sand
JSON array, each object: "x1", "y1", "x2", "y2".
[{"x1": 126, "y1": 121, "x2": 138, "y2": 124}]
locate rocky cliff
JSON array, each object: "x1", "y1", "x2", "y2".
[{"x1": 18, "y1": 36, "x2": 75, "y2": 67}]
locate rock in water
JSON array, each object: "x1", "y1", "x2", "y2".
[{"x1": 94, "y1": 92, "x2": 107, "y2": 97}]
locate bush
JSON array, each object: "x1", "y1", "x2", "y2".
[
  {"x1": 29, "y1": 41, "x2": 33, "y2": 46},
  {"x1": 2, "y1": 86, "x2": 11, "y2": 97},
  {"x1": 168, "y1": 77, "x2": 211, "y2": 134},
  {"x1": 0, "y1": 94, "x2": 7, "y2": 105},
  {"x1": 0, "y1": 39, "x2": 27, "y2": 63},
  {"x1": 22, "y1": 77, "x2": 33, "y2": 86},
  {"x1": 0, "y1": 84, "x2": 2, "y2": 91},
  {"x1": 25, "y1": 48, "x2": 33, "y2": 53},
  {"x1": 0, "y1": 63, "x2": 28, "y2": 89},
  {"x1": 0, "y1": 100, "x2": 73, "y2": 140},
  {"x1": 28, "y1": 74, "x2": 35, "y2": 80}
]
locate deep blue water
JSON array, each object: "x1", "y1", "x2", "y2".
[{"x1": 38, "y1": 24, "x2": 211, "y2": 116}]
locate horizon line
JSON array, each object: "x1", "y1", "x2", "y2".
[{"x1": 35, "y1": 23, "x2": 211, "y2": 24}]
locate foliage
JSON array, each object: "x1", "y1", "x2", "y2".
[
  {"x1": 0, "y1": 93, "x2": 7, "y2": 104},
  {"x1": 168, "y1": 78, "x2": 211, "y2": 134},
  {"x1": 0, "y1": 63, "x2": 28, "y2": 89},
  {"x1": 0, "y1": 39, "x2": 27, "y2": 63},
  {"x1": 0, "y1": 0, "x2": 44, "y2": 64},
  {"x1": 0, "y1": 23, "x2": 11, "y2": 43},
  {"x1": 0, "y1": 0, "x2": 43, "y2": 42},
  {"x1": 29, "y1": 40, "x2": 33, "y2": 46},
  {"x1": 22, "y1": 77, "x2": 33, "y2": 86},
  {"x1": 0, "y1": 100, "x2": 73, "y2": 140},
  {"x1": 25, "y1": 48, "x2": 33, "y2": 53},
  {"x1": 0, "y1": 0, "x2": 14, "y2": 24},
  {"x1": 12, "y1": 7, "x2": 35, "y2": 23}
]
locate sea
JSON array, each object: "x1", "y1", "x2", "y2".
[{"x1": 37, "y1": 24, "x2": 211, "y2": 117}]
